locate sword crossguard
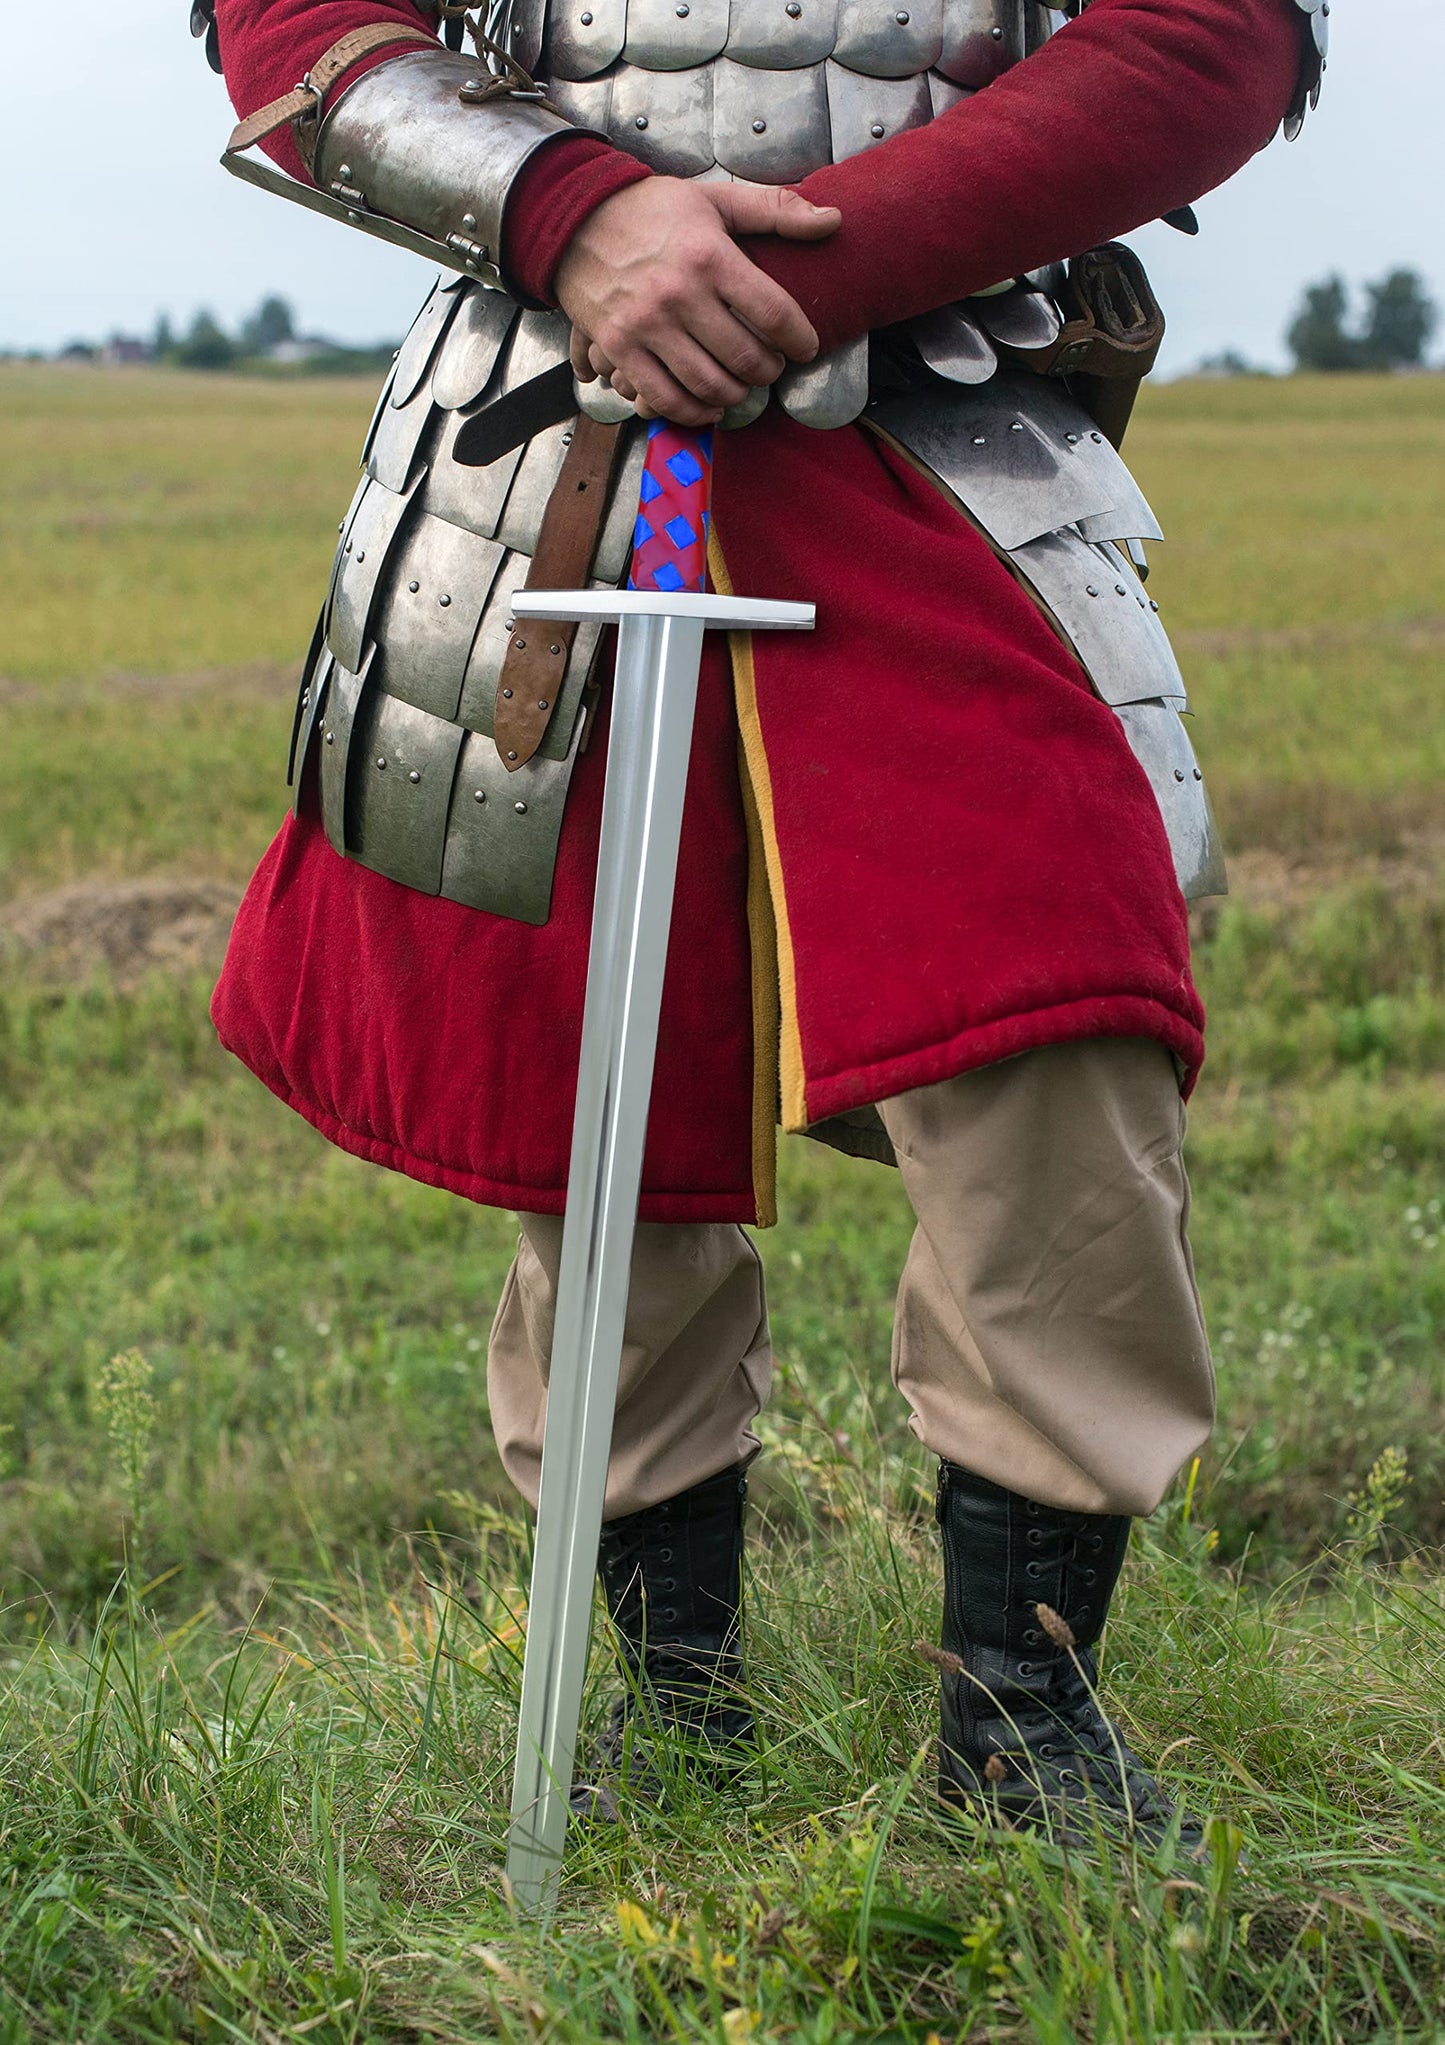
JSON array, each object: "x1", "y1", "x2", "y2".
[{"x1": 510, "y1": 589, "x2": 815, "y2": 632}]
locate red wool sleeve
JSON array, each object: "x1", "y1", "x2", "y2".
[
  {"x1": 213, "y1": 0, "x2": 444, "y2": 182},
  {"x1": 505, "y1": 0, "x2": 1304, "y2": 344}
]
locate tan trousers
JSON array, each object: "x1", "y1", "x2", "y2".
[{"x1": 487, "y1": 1038, "x2": 1214, "y2": 1522}]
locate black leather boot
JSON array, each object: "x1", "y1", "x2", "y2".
[
  {"x1": 934, "y1": 1461, "x2": 1201, "y2": 1851},
  {"x1": 572, "y1": 1463, "x2": 754, "y2": 1813}
]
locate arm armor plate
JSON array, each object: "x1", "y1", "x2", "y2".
[
  {"x1": 312, "y1": 49, "x2": 587, "y2": 283},
  {"x1": 1284, "y1": 0, "x2": 1328, "y2": 139}
]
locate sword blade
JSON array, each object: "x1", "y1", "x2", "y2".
[{"x1": 505, "y1": 608, "x2": 707, "y2": 1916}]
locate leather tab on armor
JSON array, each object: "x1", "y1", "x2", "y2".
[
  {"x1": 494, "y1": 415, "x2": 627, "y2": 770},
  {"x1": 225, "y1": 22, "x2": 438, "y2": 163}
]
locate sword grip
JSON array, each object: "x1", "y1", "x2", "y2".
[{"x1": 628, "y1": 420, "x2": 714, "y2": 595}]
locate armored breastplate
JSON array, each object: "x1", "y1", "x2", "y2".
[
  {"x1": 288, "y1": 0, "x2": 1329, "y2": 925},
  {"x1": 540, "y1": 0, "x2": 1053, "y2": 182}
]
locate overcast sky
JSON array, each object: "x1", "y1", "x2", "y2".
[{"x1": 1, "y1": 1, "x2": 1438, "y2": 376}]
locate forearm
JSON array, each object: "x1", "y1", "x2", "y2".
[{"x1": 750, "y1": 0, "x2": 1308, "y2": 351}]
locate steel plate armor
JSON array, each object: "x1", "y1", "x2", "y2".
[{"x1": 259, "y1": 0, "x2": 1327, "y2": 919}]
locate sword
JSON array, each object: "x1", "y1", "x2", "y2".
[{"x1": 503, "y1": 421, "x2": 814, "y2": 1916}]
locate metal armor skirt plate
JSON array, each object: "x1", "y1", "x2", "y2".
[{"x1": 299, "y1": 267, "x2": 1226, "y2": 919}]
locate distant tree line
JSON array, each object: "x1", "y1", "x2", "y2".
[
  {"x1": 1287, "y1": 268, "x2": 1438, "y2": 373},
  {"x1": 51, "y1": 296, "x2": 399, "y2": 375}
]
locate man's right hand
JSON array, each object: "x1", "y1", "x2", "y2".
[{"x1": 553, "y1": 177, "x2": 841, "y2": 427}]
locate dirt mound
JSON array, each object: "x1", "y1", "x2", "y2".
[{"x1": 0, "y1": 878, "x2": 243, "y2": 986}]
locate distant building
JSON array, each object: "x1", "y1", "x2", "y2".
[{"x1": 100, "y1": 336, "x2": 153, "y2": 366}]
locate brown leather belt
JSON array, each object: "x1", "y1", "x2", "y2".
[{"x1": 493, "y1": 414, "x2": 628, "y2": 769}]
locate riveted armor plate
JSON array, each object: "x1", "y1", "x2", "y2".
[
  {"x1": 936, "y1": 0, "x2": 1026, "y2": 86},
  {"x1": 1112, "y1": 701, "x2": 1226, "y2": 899},
  {"x1": 391, "y1": 278, "x2": 461, "y2": 406},
  {"x1": 927, "y1": 70, "x2": 972, "y2": 114},
  {"x1": 348, "y1": 689, "x2": 469, "y2": 895},
  {"x1": 775, "y1": 337, "x2": 871, "y2": 429},
  {"x1": 359, "y1": 358, "x2": 399, "y2": 468},
  {"x1": 368, "y1": 374, "x2": 438, "y2": 493},
  {"x1": 328, "y1": 475, "x2": 421, "y2": 673},
  {"x1": 825, "y1": 63, "x2": 932, "y2": 156},
  {"x1": 442, "y1": 726, "x2": 582, "y2": 925},
  {"x1": 611, "y1": 63, "x2": 718, "y2": 172},
  {"x1": 713, "y1": 57, "x2": 832, "y2": 178},
  {"x1": 548, "y1": 0, "x2": 628, "y2": 79},
  {"x1": 727, "y1": 0, "x2": 839, "y2": 68},
  {"x1": 430, "y1": 287, "x2": 518, "y2": 412},
  {"x1": 624, "y1": 0, "x2": 731, "y2": 69},
  {"x1": 372, "y1": 514, "x2": 508, "y2": 724},
  {"x1": 974, "y1": 284, "x2": 1063, "y2": 351},
  {"x1": 318, "y1": 650, "x2": 372, "y2": 858},
  {"x1": 910, "y1": 304, "x2": 999, "y2": 385},
  {"x1": 426, "y1": 403, "x2": 527, "y2": 538},
  {"x1": 1007, "y1": 529, "x2": 1186, "y2": 708},
  {"x1": 832, "y1": 0, "x2": 942, "y2": 78}
]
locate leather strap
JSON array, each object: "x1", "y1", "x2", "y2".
[
  {"x1": 494, "y1": 416, "x2": 627, "y2": 770},
  {"x1": 225, "y1": 22, "x2": 437, "y2": 163}
]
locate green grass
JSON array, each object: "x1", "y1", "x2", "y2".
[{"x1": 4, "y1": 365, "x2": 1445, "y2": 2038}]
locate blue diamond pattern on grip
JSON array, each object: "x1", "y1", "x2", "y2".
[
  {"x1": 638, "y1": 469, "x2": 663, "y2": 505},
  {"x1": 665, "y1": 448, "x2": 704, "y2": 489},
  {"x1": 634, "y1": 513, "x2": 655, "y2": 548},
  {"x1": 664, "y1": 514, "x2": 698, "y2": 550},
  {"x1": 650, "y1": 561, "x2": 686, "y2": 593}
]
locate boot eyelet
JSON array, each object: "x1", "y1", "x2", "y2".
[
  {"x1": 1039, "y1": 1744, "x2": 1056, "y2": 1760},
  {"x1": 1075, "y1": 1606, "x2": 1092, "y2": 1625},
  {"x1": 1026, "y1": 1528, "x2": 1044, "y2": 1547},
  {"x1": 1017, "y1": 1661, "x2": 1035, "y2": 1677},
  {"x1": 1023, "y1": 1628, "x2": 1042, "y2": 1647},
  {"x1": 1025, "y1": 1561, "x2": 1043, "y2": 1579},
  {"x1": 658, "y1": 1548, "x2": 673, "y2": 1562},
  {"x1": 1088, "y1": 1535, "x2": 1104, "y2": 1554},
  {"x1": 1025, "y1": 1501, "x2": 1041, "y2": 1516},
  {"x1": 662, "y1": 1608, "x2": 678, "y2": 1623},
  {"x1": 1081, "y1": 1568, "x2": 1097, "y2": 1585}
]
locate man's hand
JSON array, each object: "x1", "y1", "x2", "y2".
[{"x1": 554, "y1": 178, "x2": 842, "y2": 426}]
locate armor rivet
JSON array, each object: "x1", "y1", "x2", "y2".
[
  {"x1": 538, "y1": 698, "x2": 549, "y2": 709},
  {"x1": 635, "y1": 114, "x2": 649, "y2": 129},
  {"x1": 870, "y1": 122, "x2": 886, "y2": 138},
  {"x1": 1091, "y1": 431, "x2": 1104, "y2": 442},
  {"x1": 1065, "y1": 432, "x2": 1081, "y2": 444},
  {"x1": 408, "y1": 579, "x2": 420, "y2": 593},
  {"x1": 895, "y1": 9, "x2": 909, "y2": 20},
  {"x1": 786, "y1": 2, "x2": 802, "y2": 13},
  {"x1": 345, "y1": 540, "x2": 353, "y2": 553},
  {"x1": 503, "y1": 687, "x2": 514, "y2": 698},
  {"x1": 338, "y1": 164, "x2": 352, "y2": 179},
  {"x1": 474, "y1": 788, "x2": 486, "y2": 802},
  {"x1": 677, "y1": 4, "x2": 690, "y2": 14},
  {"x1": 462, "y1": 213, "x2": 478, "y2": 231},
  {"x1": 325, "y1": 731, "x2": 334, "y2": 745},
  {"x1": 338, "y1": 521, "x2": 345, "y2": 532},
  {"x1": 549, "y1": 643, "x2": 561, "y2": 655},
  {"x1": 355, "y1": 550, "x2": 365, "y2": 562},
  {"x1": 507, "y1": 750, "x2": 518, "y2": 761},
  {"x1": 1010, "y1": 420, "x2": 1024, "y2": 431},
  {"x1": 1174, "y1": 768, "x2": 1186, "y2": 782},
  {"x1": 1149, "y1": 600, "x2": 1161, "y2": 613},
  {"x1": 1115, "y1": 583, "x2": 1128, "y2": 596},
  {"x1": 1193, "y1": 767, "x2": 1203, "y2": 780},
  {"x1": 972, "y1": 435, "x2": 986, "y2": 446},
  {"x1": 562, "y1": 431, "x2": 573, "y2": 444},
  {"x1": 376, "y1": 756, "x2": 387, "y2": 770},
  {"x1": 580, "y1": 8, "x2": 592, "y2": 19},
  {"x1": 347, "y1": 211, "x2": 360, "y2": 224},
  {"x1": 1086, "y1": 585, "x2": 1100, "y2": 597},
  {"x1": 505, "y1": 619, "x2": 516, "y2": 631},
  {"x1": 515, "y1": 801, "x2": 528, "y2": 814},
  {"x1": 440, "y1": 593, "x2": 452, "y2": 606},
  {"x1": 514, "y1": 639, "x2": 526, "y2": 651},
  {"x1": 752, "y1": 118, "x2": 767, "y2": 133},
  {"x1": 408, "y1": 769, "x2": 421, "y2": 783},
  {"x1": 991, "y1": 22, "x2": 1003, "y2": 35}
]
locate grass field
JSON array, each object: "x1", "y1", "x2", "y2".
[{"x1": 3, "y1": 363, "x2": 1445, "y2": 2040}]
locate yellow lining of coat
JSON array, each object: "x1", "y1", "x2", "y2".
[{"x1": 708, "y1": 525, "x2": 805, "y2": 1217}]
